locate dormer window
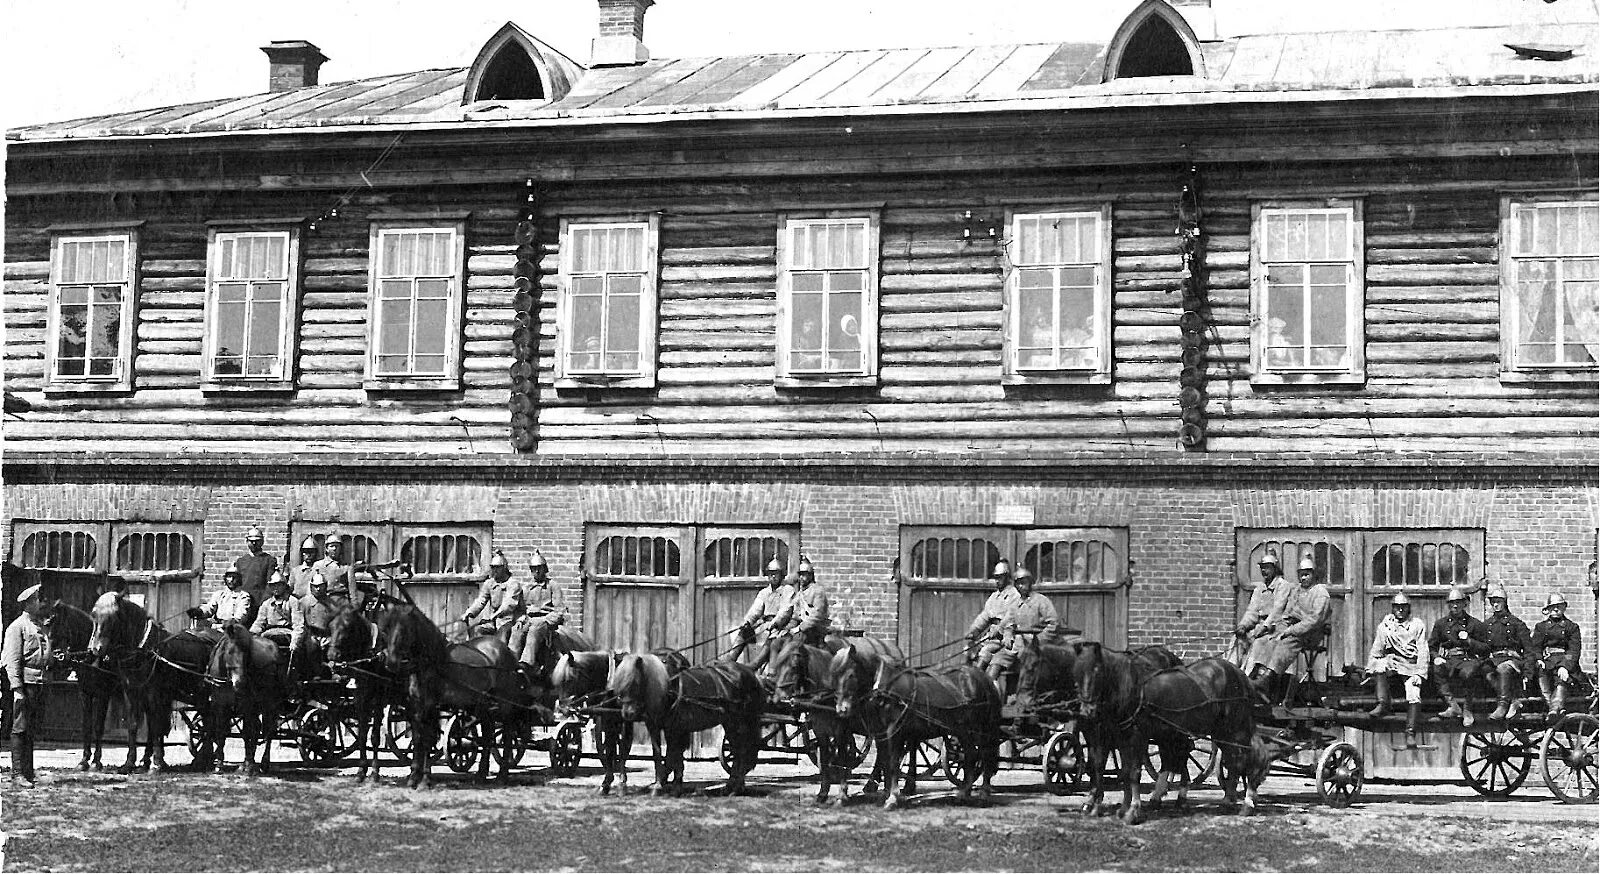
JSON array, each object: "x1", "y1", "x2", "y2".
[
  {"x1": 461, "y1": 22, "x2": 582, "y2": 107},
  {"x1": 1104, "y1": 0, "x2": 1207, "y2": 82}
]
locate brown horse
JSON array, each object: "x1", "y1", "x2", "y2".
[
  {"x1": 1073, "y1": 642, "x2": 1268, "y2": 824},
  {"x1": 327, "y1": 600, "x2": 404, "y2": 783},
  {"x1": 375, "y1": 602, "x2": 536, "y2": 788},
  {"x1": 43, "y1": 602, "x2": 120, "y2": 771},
  {"x1": 207, "y1": 622, "x2": 289, "y2": 776},
  {"x1": 551, "y1": 650, "x2": 634, "y2": 794},
  {"x1": 88, "y1": 594, "x2": 216, "y2": 773},
  {"x1": 608, "y1": 653, "x2": 766, "y2": 796},
  {"x1": 769, "y1": 635, "x2": 883, "y2": 806},
  {"x1": 831, "y1": 643, "x2": 1002, "y2": 810}
]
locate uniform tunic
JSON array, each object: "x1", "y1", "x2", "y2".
[
  {"x1": 1484, "y1": 610, "x2": 1534, "y2": 672},
  {"x1": 1256, "y1": 582, "x2": 1332, "y2": 674},
  {"x1": 464, "y1": 578, "x2": 522, "y2": 631},
  {"x1": 774, "y1": 584, "x2": 831, "y2": 641},
  {"x1": 197, "y1": 588, "x2": 254, "y2": 624},
  {"x1": 1531, "y1": 616, "x2": 1583, "y2": 675},
  {"x1": 741, "y1": 584, "x2": 795, "y2": 631},
  {"x1": 234, "y1": 551, "x2": 278, "y2": 614},
  {"x1": 251, "y1": 594, "x2": 299, "y2": 642},
  {"x1": 519, "y1": 578, "x2": 569, "y2": 623},
  {"x1": 998, "y1": 592, "x2": 1061, "y2": 662},
  {"x1": 968, "y1": 587, "x2": 1021, "y2": 641},
  {"x1": 311, "y1": 558, "x2": 355, "y2": 600},
  {"x1": 1239, "y1": 573, "x2": 1291, "y2": 635},
  {"x1": 1366, "y1": 614, "x2": 1428, "y2": 677},
  {"x1": 3, "y1": 612, "x2": 52, "y2": 738},
  {"x1": 291, "y1": 593, "x2": 337, "y2": 651},
  {"x1": 287, "y1": 562, "x2": 320, "y2": 598},
  {"x1": 1427, "y1": 612, "x2": 1489, "y2": 694}
]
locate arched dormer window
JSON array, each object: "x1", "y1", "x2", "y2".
[
  {"x1": 1104, "y1": 0, "x2": 1206, "y2": 82},
  {"x1": 462, "y1": 22, "x2": 583, "y2": 106}
]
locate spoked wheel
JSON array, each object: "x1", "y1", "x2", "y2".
[
  {"x1": 490, "y1": 718, "x2": 529, "y2": 769},
  {"x1": 940, "y1": 735, "x2": 971, "y2": 786},
  {"x1": 835, "y1": 732, "x2": 873, "y2": 773},
  {"x1": 444, "y1": 713, "x2": 483, "y2": 774},
  {"x1": 549, "y1": 720, "x2": 583, "y2": 777},
  {"x1": 1143, "y1": 738, "x2": 1219, "y2": 789},
  {"x1": 182, "y1": 708, "x2": 211, "y2": 758},
  {"x1": 1042, "y1": 729, "x2": 1083, "y2": 795},
  {"x1": 295, "y1": 705, "x2": 345, "y2": 764},
  {"x1": 1540, "y1": 713, "x2": 1598, "y2": 804},
  {"x1": 1459, "y1": 730, "x2": 1532, "y2": 797},
  {"x1": 384, "y1": 704, "x2": 416, "y2": 764},
  {"x1": 905, "y1": 737, "x2": 943, "y2": 779},
  {"x1": 1315, "y1": 741, "x2": 1364, "y2": 808}
]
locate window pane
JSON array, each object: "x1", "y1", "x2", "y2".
[
  {"x1": 57, "y1": 303, "x2": 88, "y2": 369},
  {"x1": 828, "y1": 291, "x2": 861, "y2": 352},
  {"x1": 791, "y1": 292, "x2": 824, "y2": 352},
  {"x1": 382, "y1": 232, "x2": 417, "y2": 277},
  {"x1": 214, "y1": 298, "x2": 248, "y2": 370},
  {"x1": 606, "y1": 292, "x2": 640, "y2": 354},
  {"x1": 379, "y1": 299, "x2": 411, "y2": 356},
  {"x1": 414, "y1": 298, "x2": 449, "y2": 356},
  {"x1": 570, "y1": 293, "x2": 603, "y2": 371},
  {"x1": 1060, "y1": 286, "x2": 1097, "y2": 368},
  {"x1": 61, "y1": 239, "x2": 126, "y2": 283}
]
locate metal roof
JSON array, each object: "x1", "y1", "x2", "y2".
[{"x1": 10, "y1": 22, "x2": 1598, "y2": 143}]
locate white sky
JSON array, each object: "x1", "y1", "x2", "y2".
[{"x1": 1, "y1": 0, "x2": 1593, "y2": 129}]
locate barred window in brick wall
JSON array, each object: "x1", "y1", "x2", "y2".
[
  {"x1": 115, "y1": 531, "x2": 196, "y2": 572},
  {"x1": 703, "y1": 535, "x2": 789, "y2": 582},
  {"x1": 19, "y1": 529, "x2": 98, "y2": 571},
  {"x1": 595, "y1": 534, "x2": 680, "y2": 579}
]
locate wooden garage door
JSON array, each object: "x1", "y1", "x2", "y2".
[
  {"x1": 898, "y1": 527, "x2": 1007, "y2": 662},
  {"x1": 1021, "y1": 527, "x2": 1129, "y2": 648},
  {"x1": 694, "y1": 527, "x2": 797, "y2": 665},
  {"x1": 585, "y1": 525, "x2": 692, "y2": 654}
]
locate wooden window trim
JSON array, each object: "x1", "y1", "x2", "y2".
[
  {"x1": 201, "y1": 226, "x2": 302, "y2": 391},
  {"x1": 585, "y1": 524, "x2": 692, "y2": 587},
  {"x1": 698, "y1": 525, "x2": 801, "y2": 588},
  {"x1": 1364, "y1": 528, "x2": 1486, "y2": 594},
  {"x1": 110, "y1": 522, "x2": 205, "y2": 575},
  {"x1": 1249, "y1": 199, "x2": 1366, "y2": 387},
  {"x1": 1019, "y1": 526, "x2": 1130, "y2": 593},
  {"x1": 555, "y1": 216, "x2": 660, "y2": 390},
  {"x1": 775, "y1": 210, "x2": 882, "y2": 388},
  {"x1": 1002, "y1": 205, "x2": 1114, "y2": 386},
  {"x1": 44, "y1": 229, "x2": 139, "y2": 395},
  {"x1": 11, "y1": 521, "x2": 111, "y2": 574},
  {"x1": 364, "y1": 221, "x2": 467, "y2": 392},
  {"x1": 898, "y1": 525, "x2": 1011, "y2": 591},
  {"x1": 394, "y1": 523, "x2": 493, "y2": 583},
  {"x1": 1498, "y1": 192, "x2": 1600, "y2": 382}
]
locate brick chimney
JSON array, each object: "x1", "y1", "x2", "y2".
[
  {"x1": 592, "y1": 0, "x2": 653, "y2": 67},
  {"x1": 261, "y1": 40, "x2": 329, "y2": 92}
]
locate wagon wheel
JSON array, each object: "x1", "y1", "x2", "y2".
[
  {"x1": 1539, "y1": 713, "x2": 1598, "y2": 804},
  {"x1": 1459, "y1": 730, "x2": 1532, "y2": 797},
  {"x1": 793, "y1": 716, "x2": 820, "y2": 768},
  {"x1": 940, "y1": 735, "x2": 971, "y2": 786},
  {"x1": 490, "y1": 717, "x2": 529, "y2": 769},
  {"x1": 1142, "y1": 738, "x2": 1219, "y2": 790},
  {"x1": 549, "y1": 720, "x2": 583, "y2": 777},
  {"x1": 905, "y1": 737, "x2": 943, "y2": 779},
  {"x1": 384, "y1": 703, "x2": 416, "y2": 764},
  {"x1": 836, "y1": 732, "x2": 873, "y2": 773},
  {"x1": 443, "y1": 713, "x2": 483, "y2": 774},
  {"x1": 182, "y1": 708, "x2": 211, "y2": 758},
  {"x1": 295, "y1": 706, "x2": 343, "y2": 764},
  {"x1": 1042, "y1": 730, "x2": 1083, "y2": 795},
  {"x1": 1315, "y1": 741, "x2": 1364, "y2": 808}
]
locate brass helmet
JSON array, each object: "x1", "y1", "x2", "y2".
[
  {"x1": 1543, "y1": 592, "x2": 1568, "y2": 611},
  {"x1": 246, "y1": 526, "x2": 265, "y2": 542},
  {"x1": 1391, "y1": 591, "x2": 1412, "y2": 608},
  {"x1": 1298, "y1": 555, "x2": 1317, "y2": 573},
  {"x1": 990, "y1": 559, "x2": 1012, "y2": 579},
  {"x1": 267, "y1": 570, "x2": 289, "y2": 588},
  {"x1": 765, "y1": 558, "x2": 783, "y2": 574},
  {"x1": 309, "y1": 570, "x2": 328, "y2": 589},
  {"x1": 1485, "y1": 583, "x2": 1509, "y2": 602},
  {"x1": 1445, "y1": 586, "x2": 1469, "y2": 604},
  {"x1": 529, "y1": 549, "x2": 548, "y2": 570},
  {"x1": 488, "y1": 550, "x2": 510, "y2": 569},
  {"x1": 1258, "y1": 551, "x2": 1280, "y2": 569},
  {"x1": 797, "y1": 556, "x2": 815, "y2": 577},
  {"x1": 1013, "y1": 568, "x2": 1035, "y2": 585},
  {"x1": 299, "y1": 536, "x2": 318, "y2": 553}
]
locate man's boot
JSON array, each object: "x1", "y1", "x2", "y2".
[
  {"x1": 1438, "y1": 685, "x2": 1462, "y2": 719},
  {"x1": 1548, "y1": 684, "x2": 1567, "y2": 723},
  {"x1": 15, "y1": 734, "x2": 35, "y2": 788},
  {"x1": 1404, "y1": 703, "x2": 1422, "y2": 748},
  {"x1": 1505, "y1": 694, "x2": 1523, "y2": 720},
  {"x1": 1367, "y1": 676, "x2": 1392, "y2": 718},
  {"x1": 1459, "y1": 695, "x2": 1476, "y2": 728},
  {"x1": 1488, "y1": 671, "x2": 1510, "y2": 721}
]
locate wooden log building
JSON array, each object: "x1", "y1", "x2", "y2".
[{"x1": 4, "y1": 0, "x2": 1598, "y2": 769}]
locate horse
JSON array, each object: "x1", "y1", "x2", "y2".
[
  {"x1": 207, "y1": 622, "x2": 288, "y2": 776},
  {"x1": 88, "y1": 594, "x2": 217, "y2": 773},
  {"x1": 831, "y1": 643, "x2": 1002, "y2": 810},
  {"x1": 550, "y1": 650, "x2": 636, "y2": 794},
  {"x1": 770, "y1": 634, "x2": 894, "y2": 805},
  {"x1": 1072, "y1": 641, "x2": 1269, "y2": 824},
  {"x1": 608, "y1": 653, "x2": 766, "y2": 796},
  {"x1": 43, "y1": 602, "x2": 120, "y2": 771},
  {"x1": 327, "y1": 599, "x2": 404, "y2": 783},
  {"x1": 375, "y1": 602, "x2": 535, "y2": 788}
]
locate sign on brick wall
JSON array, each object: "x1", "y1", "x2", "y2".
[{"x1": 994, "y1": 504, "x2": 1034, "y2": 525}]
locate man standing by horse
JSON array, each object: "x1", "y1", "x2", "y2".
[
  {"x1": 1248, "y1": 554, "x2": 1331, "y2": 705},
  {"x1": 1483, "y1": 583, "x2": 1534, "y2": 721},
  {"x1": 1235, "y1": 551, "x2": 1291, "y2": 668},
  {"x1": 771, "y1": 557, "x2": 830, "y2": 648},
  {"x1": 186, "y1": 570, "x2": 253, "y2": 640},
  {"x1": 462, "y1": 550, "x2": 524, "y2": 638},
  {"x1": 233, "y1": 526, "x2": 278, "y2": 627},
  {"x1": 508, "y1": 550, "x2": 572, "y2": 663},
  {"x1": 988, "y1": 569, "x2": 1059, "y2": 686},
  {"x1": 967, "y1": 560, "x2": 1020, "y2": 673},
  {"x1": 1428, "y1": 586, "x2": 1489, "y2": 728},
  {"x1": 4, "y1": 584, "x2": 54, "y2": 789},
  {"x1": 731, "y1": 558, "x2": 793, "y2": 669}
]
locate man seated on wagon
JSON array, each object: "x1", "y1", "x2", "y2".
[
  {"x1": 289, "y1": 571, "x2": 337, "y2": 681},
  {"x1": 460, "y1": 550, "x2": 523, "y2": 638},
  {"x1": 1364, "y1": 591, "x2": 1427, "y2": 739},
  {"x1": 1483, "y1": 583, "x2": 1534, "y2": 721},
  {"x1": 508, "y1": 550, "x2": 570, "y2": 665},
  {"x1": 250, "y1": 572, "x2": 299, "y2": 651},
  {"x1": 987, "y1": 569, "x2": 1059, "y2": 687},
  {"x1": 770, "y1": 557, "x2": 831, "y2": 649},
  {"x1": 966, "y1": 560, "x2": 1020, "y2": 673},
  {"x1": 730, "y1": 558, "x2": 794, "y2": 670},
  {"x1": 1247, "y1": 554, "x2": 1332, "y2": 705},
  {"x1": 185, "y1": 570, "x2": 254, "y2": 642},
  {"x1": 1427, "y1": 586, "x2": 1490, "y2": 728},
  {"x1": 1235, "y1": 551, "x2": 1292, "y2": 668},
  {"x1": 1531, "y1": 592, "x2": 1583, "y2": 721}
]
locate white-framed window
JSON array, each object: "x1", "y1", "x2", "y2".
[
  {"x1": 776, "y1": 213, "x2": 880, "y2": 386},
  {"x1": 557, "y1": 217, "x2": 659, "y2": 388},
  {"x1": 203, "y1": 228, "x2": 299, "y2": 387},
  {"x1": 46, "y1": 230, "x2": 138, "y2": 391},
  {"x1": 1500, "y1": 194, "x2": 1599, "y2": 380},
  {"x1": 367, "y1": 222, "x2": 466, "y2": 390},
  {"x1": 1250, "y1": 200, "x2": 1365, "y2": 385},
  {"x1": 1004, "y1": 207, "x2": 1112, "y2": 384}
]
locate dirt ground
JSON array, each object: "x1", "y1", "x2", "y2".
[{"x1": 2, "y1": 737, "x2": 1596, "y2": 872}]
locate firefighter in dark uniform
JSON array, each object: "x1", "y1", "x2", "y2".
[
  {"x1": 233, "y1": 525, "x2": 278, "y2": 627},
  {"x1": 1427, "y1": 585, "x2": 1489, "y2": 728},
  {"x1": 1531, "y1": 592, "x2": 1583, "y2": 722},
  {"x1": 1482, "y1": 584, "x2": 1534, "y2": 721}
]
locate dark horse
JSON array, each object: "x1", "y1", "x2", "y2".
[
  {"x1": 769, "y1": 635, "x2": 890, "y2": 806},
  {"x1": 43, "y1": 602, "x2": 120, "y2": 771},
  {"x1": 375, "y1": 602, "x2": 534, "y2": 788},
  {"x1": 327, "y1": 599, "x2": 405, "y2": 783},
  {"x1": 608, "y1": 653, "x2": 766, "y2": 796},
  {"x1": 1072, "y1": 641, "x2": 1269, "y2": 824},
  {"x1": 88, "y1": 595, "x2": 217, "y2": 773},
  {"x1": 207, "y1": 622, "x2": 289, "y2": 776},
  {"x1": 832, "y1": 643, "x2": 1002, "y2": 810}
]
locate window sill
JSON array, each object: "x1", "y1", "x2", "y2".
[
  {"x1": 201, "y1": 380, "x2": 296, "y2": 395},
  {"x1": 1003, "y1": 372, "x2": 1112, "y2": 387},
  {"x1": 363, "y1": 378, "x2": 462, "y2": 394},
  {"x1": 555, "y1": 375, "x2": 657, "y2": 391},
  {"x1": 775, "y1": 375, "x2": 878, "y2": 390},
  {"x1": 1250, "y1": 371, "x2": 1366, "y2": 388},
  {"x1": 43, "y1": 382, "x2": 133, "y2": 397},
  {"x1": 1499, "y1": 369, "x2": 1598, "y2": 386}
]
